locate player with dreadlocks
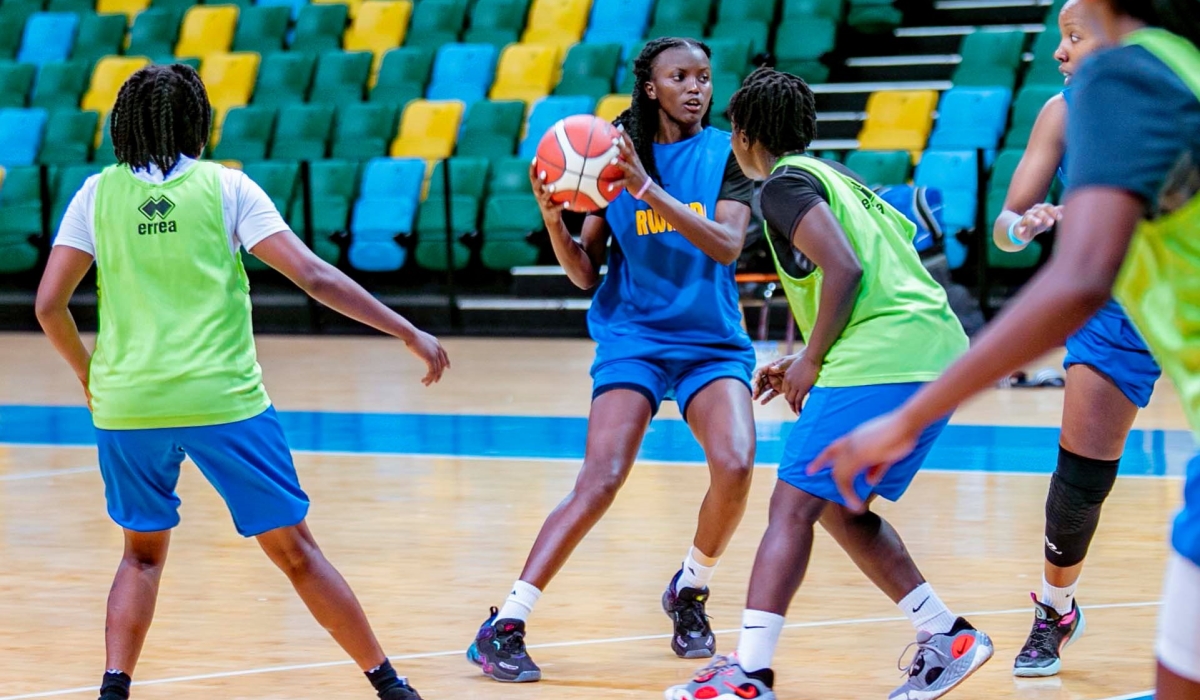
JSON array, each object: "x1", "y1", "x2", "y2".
[
  {"x1": 36, "y1": 63, "x2": 448, "y2": 700},
  {"x1": 466, "y1": 37, "x2": 758, "y2": 682},
  {"x1": 667, "y1": 68, "x2": 992, "y2": 700}
]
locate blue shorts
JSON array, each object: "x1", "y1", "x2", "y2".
[
  {"x1": 96, "y1": 406, "x2": 310, "y2": 537},
  {"x1": 592, "y1": 353, "x2": 754, "y2": 419},
  {"x1": 1175, "y1": 454, "x2": 1200, "y2": 568},
  {"x1": 1063, "y1": 301, "x2": 1161, "y2": 408},
  {"x1": 779, "y1": 383, "x2": 949, "y2": 507}
]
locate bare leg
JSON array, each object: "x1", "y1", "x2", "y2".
[
  {"x1": 105, "y1": 530, "x2": 171, "y2": 675},
  {"x1": 685, "y1": 379, "x2": 756, "y2": 559},
  {"x1": 818, "y1": 500, "x2": 925, "y2": 603},
  {"x1": 744, "y1": 481, "x2": 828, "y2": 614},
  {"x1": 257, "y1": 521, "x2": 387, "y2": 671},
  {"x1": 1157, "y1": 663, "x2": 1200, "y2": 700}
]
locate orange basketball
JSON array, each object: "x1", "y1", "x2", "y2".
[{"x1": 533, "y1": 115, "x2": 625, "y2": 212}]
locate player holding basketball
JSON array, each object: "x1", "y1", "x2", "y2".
[
  {"x1": 667, "y1": 67, "x2": 992, "y2": 700},
  {"x1": 813, "y1": 1, "x2": 1200, "y2": 697},
  {"x1": 467, "y1": 37, "x2": 757, "y2": 682},
  {"x1": 35, "y1": 64, "x2": 449, "y2": 700},
  {"x1": 992, "y1": 0, "x2": 1164, "y2": 677}
]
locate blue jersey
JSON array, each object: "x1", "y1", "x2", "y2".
[{"x1": 589, "y1": 127, "x2": 752, "y2": 365}]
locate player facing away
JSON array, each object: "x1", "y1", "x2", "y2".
[
  {"x1": 992, "y1": 0, "x2": 1164, "y2": 677},
  {"x1": 34, "y1": 64, "x2": 450, "y2": 700},
  {"x1": 812, "y1": 2, "x2": 1200, "y2": 698},
  {"x1": 667, "y1": 68, "x2": 992, "y2": 700},
  {"x1": 466, "y1": 37, "x2": 758, "y2": 682}
]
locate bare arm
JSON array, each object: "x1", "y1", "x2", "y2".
[
  {"x1": 35, "y1": 246, "x2": 96, "y2": 399},
  {"x1": 531, "y1": 165, "x2": 609, "y2": 289},
  {"x1": 993, "y1": 95, "x2": 1067, "y2": 252},
  {"x1": 793, "y1": 204, "x2": 864, "y2": 367},
  {"x1": 250, "y1": 231, "x2": 449, "y2": 385}
]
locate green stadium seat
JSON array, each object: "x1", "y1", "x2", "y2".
[
  {"x1": 708, "y1": 21, "x2": 769, "y2": 58},
  {"x1": 211, "y1": 105, "x2": 275, "y2": 162},
  {"x1": 414, "y1": 197, "x2": 475, "y2": 270},
  {"x1": 93, "y1": 112, "x2": 115, "y2": 163},
  {"x1": 783, "y1": 0, "x2": 842, "y2": 21},
  {"x1": 646, "y1": 20, "x2": 704, "y2": 41},
  {"x1": 1003, "y1": 85, "x2": 1059, "y2": 148},
  {"x1": 456, "y1": 99, "x2": 523, "y2": 162},
  {"x1": 233, "y1": 5, "x2": 290, "y2": 55},
  {"x1": 31, "y1": 61, "x2": 91, "y2": 111},
  {"x1": 0, "y1": 165, "x2": 43, "y2": 272},
  {"x1": 406, "y1": 0, "x2": 467, "y2": 50},
  {"x1": 71, "y1": 13, "x2": 124, "y2": 66},
  {"x1": 480, "y1": 193, "x2": 540, "y2": 270},
  {"x1": 0, "y1": 62, "x2": 36, "y2": 108},
  {"x1": 463, "y1": 0, "x2": 526, "y2": 48},
  {"x1": 1, "y1": 0, "x2": 44, "y2": 27},
  {"x1": 489, "y1": 155, "x2": 529, "y2": 194},
  {"x1": 370, "y1": 46, "x2": 433, "y2": 109},
  {"x1": 292, "y1": 3, "x2": 348, "y2": 55},
  {"x1": 1025, "y1": 27, "x2": 1065, "y2": 88},
  {"x1": 988, "y1": 148, "x2": 1023, "y2": 196},
  {"x1": 52, "y1": 163, "x2": 101, "y2": 230},
  {"x1": 844, "y1": 150, "x2": 909, "y2": 187},
  {"x1": 46, "y1": 0, "x2": 93, "y2": 13},
  {"x1": 38, "y1": 109, "x2": 97, "y2": 164},
  {"x1": 554, "y1": 42, "x2": 620, "y2": 101},
  {"x1": 709, "y1": 71, "x2": 740, "y2": 130},
  {"x1": 253, "y1": 52, "x2": 315, "y2": 107},
  {"x1": 426, "y1": 155, "x2": 487, "y2": 200},
  {"x1": 127, "y1": 9, "x2": 182, "y2": 61},
  {"x1": 716, "y1": 0, "x2": 775, "y2": 24},
  {"x1": 293, "y1": 158, "x2": 358, "y2": 242},
  {"x1": 241, "y1": 160, "x2": 301, "y2": 268},
  {"x1": 309, "y1": 50, "x2": 372, "y2": 104},
  {"x1": 774, "y1": 17, "x2": 835, "y2": 82},
  {"x1": 706, "y1": 37, "x2": 752, "y2": 79},
  {"x1": 846, "y1": 0, "x2": 901, "y2": 33},
  {"x1": 270, "y1": 103, "x2": 335, "y2": 161},
  {"x1": 331, "y1": 102, "x2": 396, "y2": 160},
  {"x1": 0, "y1": 8, "x2": 30, "y2": 61},
  {"x1": 150, "y1": 0, "x2": 195, "y2": 16},
  {"x1": 647, "y1": 0, "x2": 710, "y2": 40},
  {"x1": 953, "y1": 29, "x2": 1025, "y2": 89}
]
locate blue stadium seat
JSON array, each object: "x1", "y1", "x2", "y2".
[
  {"x1": 0, "y1": 108, "x2": 48, "y2": 166},
  {"x1": 258, "y1": 0, "x2": 308, "y2": 20},
  {"x1": 927, "y1": 87, "x2": 1012, "y2": 159},
  {"x1": 427, "y1": 43, "x2": 497, "y2": 108},
  {"x1": 584, "y1": 0, "x2": 652, "y2": 52},
  {"x1": 348, "y1": 157, "x2": 426, "y2": 271},
  {"x1": 518, "y1": 95, "x2": 595, "y2": 159},
  {"x1": 914, "y1": 150, "x2": 978, "y2": 234},
  {"x1": 18, "y1": 12, "x2": 79, "y2": 66}
]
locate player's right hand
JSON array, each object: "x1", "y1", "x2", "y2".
[
  {"x1": 1015, "y1": 203, "x2": 1063, "y2": 242},
  {"x1": 406, "y1": 330, "x2": 450, "y2": 386},
  {"x1": 752, "y1": 354, "x2": 796, "y2": 404}
]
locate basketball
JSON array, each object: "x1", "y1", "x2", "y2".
[{"x1": 533, "y1": 115, "x2": 626, "y2": 212}]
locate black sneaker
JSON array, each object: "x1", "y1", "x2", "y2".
[
  {"x1": 1013, "y1": 594, "x2": 1086, "y2": 677},
  {"x1": 379, "y1": 680, "x2": 423, "y2": 700},
  {"x1": 466, "y1": 607, "x2": 542, "y2": 682},
  {"x1": 662, "y1": 569, "x2": 716, "y2": 659}
]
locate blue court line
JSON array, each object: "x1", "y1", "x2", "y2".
[{"x1": 0, "y1": 404, "x2": 1194, "y2": 477}]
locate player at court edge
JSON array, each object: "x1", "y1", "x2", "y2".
[
  {"x1": 812, "y1": 1, "x2": 1200, "y2": 698},
  {"x1": 991, "y1": 0, "x2": 1162, "y2": 677},
  {"x1": 466, "y1": 37, "x2": 760, "y2": 682},
  {"x1": 34, "y1": 64, "x2": 449, "y2": 700},
  {"x1": 667, "y1": 68, "x2": 992, "y2": 700}
]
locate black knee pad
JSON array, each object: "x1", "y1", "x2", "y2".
[{"x1": 1044, "y1": 447, "x2": 1120, "y2": 568}]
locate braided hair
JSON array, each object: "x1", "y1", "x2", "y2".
[
  {"x1": 614, "y1": 37, "x2": 712, "y2": 183},
  {"x1": 111, "y1": 63, "x2": 211, "y2": 176},
  {"x1": 727, "y1": 67, "x2": 818, "y2": 157}
]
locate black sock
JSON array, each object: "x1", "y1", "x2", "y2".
[
  {"x1": 746, "y1": 667, "x2": 775, "y2": 688},
  {"x1": 99, "y1": 671, "x2": 131, "y2": 700},
  {"x1": 365, "y1": 659, "x2": 403, "y2": 697}
]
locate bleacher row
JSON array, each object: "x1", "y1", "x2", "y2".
[{"x1": 0, "y1": 0, "x2": 1066, "y2": 278}]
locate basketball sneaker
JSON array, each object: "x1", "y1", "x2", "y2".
[
  {"x1": 1013, "y1": 594, "x2": 1086, "y2": 677},
  {"x1": 664, "y1": 655, "x2": 775, "y2": 700},
  {"x1": 379, "y1": 680, "x2": 423, "y2": 699},
  {"x1": 889, "y1": 617, "x2": 994, "y2": 700},
  {"x1": 466, "y1": 607, "x2": 541, "y2": 683},
  {"x1": 663, "y1": 570, "x2": 717, "y2": 658}
]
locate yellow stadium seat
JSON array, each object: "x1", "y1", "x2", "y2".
[
  {"x1": 81, "y1": 56, "x2": 150, "y2": 116},
  {"x1": 176, "y1": 5, "x2": 240, "y2": 60},
  {"x1": 313, "y1": 0, "x2": 365, "y2": 19},
  {"x1": 595, "y1": 94, "x2": 630, "y2": 123},
  {"x1": 344, "y1": 0, "x2": 412, "y2": 75},
  {"x1": 390, "y1": 100, "x2": 464, "y2": 160},
  {"x1": 522, "y1": 0, "x2": 592, "y2": 50},
  {"x1": 490, "y1": 44, "x2": 560, "y2": 104},
  {"x1": 857, "y1": 90, "x2": 938, "y2": 157},
  {"x1": 96, "y1": 0, "x2": 149, "y2": 22},
  {"x1": 200, "y1": 52, "x2": 261, "y2": 135}
]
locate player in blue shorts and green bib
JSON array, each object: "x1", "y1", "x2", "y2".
[
  {"x1": 668, "y1": 68, "x2": 992, "y2": 700},
  {"x1": 467, "y1": 38, "x2": 759, "y2": 683},
  {"x1": 815, "y1": 1, "x2": 1200, "y2": 697},
  {"x1": 35, "y1": 64, "x2": 449, "y2": 700}
]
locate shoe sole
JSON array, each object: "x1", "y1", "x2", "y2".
[
  {"x1": 662, "y1": 586, "x2": 716, "y2": 659},
  {"x1": 892, "y1": 640, "x2": 994, "y2": 700},
  {"x1": 665, "y1": 687, "x2": 776, "y2": 700},
  {"x1": 466, "y1": 642, "x2": 541, "y2": 683},
  {"x1": 1012, "y1": 607, "x2": 1087, "y2": 678}
]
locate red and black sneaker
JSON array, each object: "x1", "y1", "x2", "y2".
[{"x1": 664, "y1": 655, "x2": 776, "y2": 700}]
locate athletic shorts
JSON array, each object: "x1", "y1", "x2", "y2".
[
  {"x1": 1158, "y1": 552, "x2": 1200, "y2": 683},
  {"x1": 778, "y1": 383, "x2": 949, "y2": 507},
  {"x1": 591, "y1": 351, "x2": 754, "y2": 419},
  {"x1": 95, "y1": 406, "x2": 310, "y2": 537},
  {"x1": 1063, "y1": 301, "x2": 1161, "y2": 408}
]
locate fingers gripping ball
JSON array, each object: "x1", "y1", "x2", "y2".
[{"x1": 534, "y1": 115, "x2": 625, "y2": 212}]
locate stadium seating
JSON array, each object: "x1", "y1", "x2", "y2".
[
  {"x1": 310, "y1": 50, "x2": 373, "y2": 104},
  {"x1": 391, "y1": 99, "x2": 464, "y2": 160},
  {"x1": 953, "y1": 29, "x2": 1024, "y2": 89},
  {"x1": 491, "y1": 44, "x2": 560, "y2": 103},
  {"x1": 51, "y1": 163, "x2": 100, "y2": 229},
  {"x1": 0, "y1": 108, "x2": 48, "y2": 166},
  {"x1": 38, "y1": 109, "x2": 97, "y2": 164},
  {"x1": 406, "y1": 0, "x2": 466, "y2": 50},
  {"x1": 71, "y1": 12, "x2": 125, "y2": 66},
  {"x1": 583, "y1": 0, "x2": 652, "y2": 52},
  {"x1": 270, "y1": 103, "x2": 335, "y2": 160},
  {"x1": 647, "y1": 0, "x2": 709, "y2": 41},
  {"x1": 176, "y1": 5, "x2": 239, "y2": 60},
  {"x1": 95, "y1": 0, "x2": 149, "y2": 21},
  {"x1": 313, "y1": 0, "x2": 366, "y2": 20},
  {"x1": 297, "y1": 158, "x2": 359, "y2": 247},
  {"x1": 127, "y1": 8, "x2": 180, "y2": 59},
  {"x1": 555, "y1": 42, "x2": 620, "y2": 101},
  {"x1": 349, "y1": 156, "x2": 425, "y2": 271},
  {"x1": 0, "y1": 63, "x2": 36, "y2": 108},
  {"x1": 18, "y1": 12, "x2": 80, "y2": 66},
  {"x1": 774, "y1": 16, "x2": 836, "y2": 82},
  {"x1": 199, "y1": 51, "x2": 260, "y2": 129},
  {"x1": 595, "y1": 94, "x2": 629, "y2": 123},
  {"x1": 915, "y1": 150, "x2": 978, "y2": 233},
  {"x1": 927, "y1": 87, "x2": 1012, "y2": 157},
  {"x1": 1025, "y1": 25, "x2": 1065, "y2": 88},
  {"x1": 415, "y1": 156, "x2": 487, "y2": 271},
  {"x1": 462, "y1": 0, "x2": 527, "y2": 49},
  {"x1": 986, "y1": 148, "x2": 1043, "y2": 268},
  {"x1": 0, "y1": 165, "x2": 42, "y2": 273},
  {"x1": 371, "y1": 46, "x2": 434, "y2": 109},
  {"x1": 844, "y1": 150, "x2": 909, "y2": 188},
  {"x1": 257, "y1": 0, "x2": 307, "y2": 20},
  {"x1": 519, "y1": 96, "x2": 593, "y2": 159},
  {"x1": 857, "y1": 90, "x2": 938, "y2": 156},
  {"x1": 332, "y1": 103, "x2": 398, "y2": 160},
  {"x1": 253, "y1": 52, "x2": 316, "y2": 107},
  {"x1": 522, "y1": 0, "x2": 591, "y2": 50},
  {"x1": 427, "y1": 43, "x2": 497, "y2": 107},
  {"x1": 1004, "y1": 85, "x2": 1061, "y2": 148},
  {"x1": 232, "y1": 5, "x2": 290, "y2": 55},
  {"x1": 211, "y1": 105, "x2": 276, "y2": 161},
  {"x1": 343, "y1": 0, "x2": 412, "y2": 72},
  {"x1": 292, "y1": 3, "x2": 348, "y2": 55},
  {"x1": 456, "y1": 99, "x2": 525, "y2": 162}
]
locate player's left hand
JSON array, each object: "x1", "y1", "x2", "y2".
[
  {"x1": 80, "y1": 378, "x2": 92, "y2": 412},
  {"x1": 782, "y1": 353, "x2": 819, "y2": 415},
  {"x1": 807, "y1": 411, "x2": 921, "y2": 511},
  {"x1": 611, "y1": 127, "x2": 652, "y2": 198}
]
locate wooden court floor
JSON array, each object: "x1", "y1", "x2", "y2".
[{"x1": 0, "y1": 333, "x2": 1185, "y2": 700}]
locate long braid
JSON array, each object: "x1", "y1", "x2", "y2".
[
  {"x1": 111, "y1": 63, "x2": 211, "y2": 175},
  {"x1": 727, "y1": 67, "x2": 818, "y2": 156},
  {"x1": 613, "y1": 37, "x2": 712, "y2": 183}
]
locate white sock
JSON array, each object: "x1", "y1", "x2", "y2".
[
  {"x1": 496, "y1": 580, "x2": 541, "y2": 623},
  {"x1": 900, "y1": 583, "x2": 956, "y2": 635},
  {"x1": 1042, "y1": 576, "x2": 1078, "y2": 615},
  {"x1": 737, "y1": 609, "x2": 785, "y2": 673},
  {"x1": 677, "y1": 547, "x2": 720, "y2": 591}
]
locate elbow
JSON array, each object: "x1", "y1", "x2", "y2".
[
  {"x1": 715, "y1": 248, "x2": 741, "y2": 266},
  {"x1": 34, "y1": 294, "x2": 63, "y2": 325},
  {"x1": 297, "y1": 260, "x2": 337, "y2": 297}
]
